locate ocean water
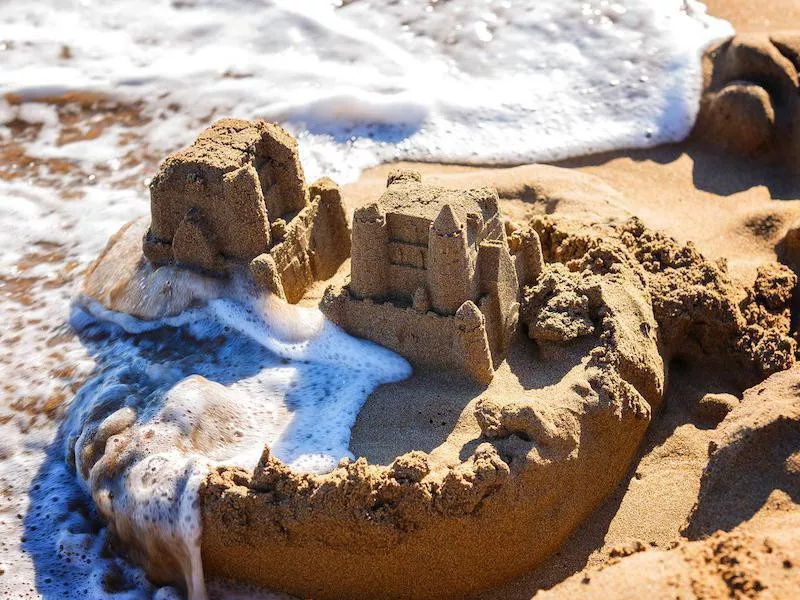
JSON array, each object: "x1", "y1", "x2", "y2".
[{"x1": 0, "y1": 1, "x2": 732, "y2": 598}]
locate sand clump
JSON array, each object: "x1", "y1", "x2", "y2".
[
  {"x1": 200, "y1": 206, "x2": 794, "y2": 599},
  {"x1": 524, "y1": 216, "x2": 795, "y2": 382},
  {"x1": 696, "y1": 32, "x2": 800, "y2": 162},
  {"x1": 80, "y1": 120, "x2": 352, "y2": 320}
]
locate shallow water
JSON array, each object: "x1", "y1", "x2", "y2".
[{"x1": 1, "y1": 0, "x2": 730, "y2": 181}]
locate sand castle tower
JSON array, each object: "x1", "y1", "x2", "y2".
[
  {"x1": 143, "y1": 118, "x2": 350, "y2": 302},
  {"x1": 350, "y1": 203, "x2": 389, "y2": 299},
  {"x1": 321, "y1": 169, "x2": 522, "y2": 383},
  {"x1": 428, "y1": 205, "x2": 472, "y2": 315}
]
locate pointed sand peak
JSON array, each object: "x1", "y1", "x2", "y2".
[
  {"x1": 432, "y1": 204, "x2": 462, "y2": 236},
  {"x1": 455, "y1": 300, "x2": 484, "y2": 325}
]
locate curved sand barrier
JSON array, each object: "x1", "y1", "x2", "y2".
[{"x1": 198, "y1": 211, "x2": 793, "y2": 599}]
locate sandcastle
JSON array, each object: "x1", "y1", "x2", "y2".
[
  {"x1": 142, "y1": 118, "x2": 350, "y2": 302},
  {"x1": 321, "y1": 170, "x2": 539, "y2": 383}
]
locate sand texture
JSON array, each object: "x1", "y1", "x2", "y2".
[{"x1": 533, "y1": 365, "x2": 800, "y2": 600}]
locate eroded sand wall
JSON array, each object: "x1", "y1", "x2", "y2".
[
  {"x1": 321, "y1": 287, "x2": 494, "y2": 383},
  {"x1": 258, "y1": 178, "x2": 350, "y2": 303}
]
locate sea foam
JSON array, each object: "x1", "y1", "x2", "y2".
[
  {"x1": 0, "y1": 0, "x2": 731, "y2": 182},
  {"x1": 63, "y1": 283, "x2": 410, "y2": 599}
]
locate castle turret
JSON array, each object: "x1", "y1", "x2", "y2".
[
  {"x1": 455, "y1": 300, "x2": 493, "y2": 384},
  {"x1": 428, "y1": 204, "x2": 471, "y2": 315},
  {"x1": 350, "y1": 203, "x2": 389, "y2": 299}
]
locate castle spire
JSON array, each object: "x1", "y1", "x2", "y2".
[
  {"x1": 428, "y1": 204, "x2": 471, "y2": 315},
  {"x1": 432, "y1": 204, "x2": 462, "y2": 236}
]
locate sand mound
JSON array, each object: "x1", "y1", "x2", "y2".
[
  {"x1": 533, "y1": 365, "x2": 800, "y2": 599},
  {"x1": 531, "y1": 216, "x2": 795, "y2": 382},
  {"x1": 199, "y1": 206, "x2": 793, "y2": 599},
  {"x1": 696, "y1": 32, "x2": 800, "y2": 161}
]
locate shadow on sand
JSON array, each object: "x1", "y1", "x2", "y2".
[{"x1": 554, "y1": 141, "x2": 800, "y2": 201}]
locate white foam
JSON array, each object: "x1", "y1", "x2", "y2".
[
  {"x1": 0, "y1": 0, "x2": 731, "y2": 182},
  {"x1": 62, "y1": 285, "x2": 410, "y2": 599}
]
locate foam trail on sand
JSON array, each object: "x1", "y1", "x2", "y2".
[{"x1": 63, "y1": 288, "x2": 411, "y2": 599}]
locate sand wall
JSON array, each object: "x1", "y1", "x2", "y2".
[
  {"x1": 321, "y1": 287, "x2": 494, "y2": 383},
  {"x1": 254, "y1": 177, "x2": 350, "y2": 303}
]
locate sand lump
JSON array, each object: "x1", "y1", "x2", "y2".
[
  {"x1": 696, "y1": 32, "x2": 800, "y2": 162},
  {"x1": 143, "y1": 118, "x2": 350, "y2": 303},
  {"x1": 528, "y1": 217, "x2": 796, "y2": 383}
]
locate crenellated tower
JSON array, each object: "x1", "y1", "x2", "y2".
[{"x1": 350, "y1": 202, "x2": 389, "y2": 299}]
